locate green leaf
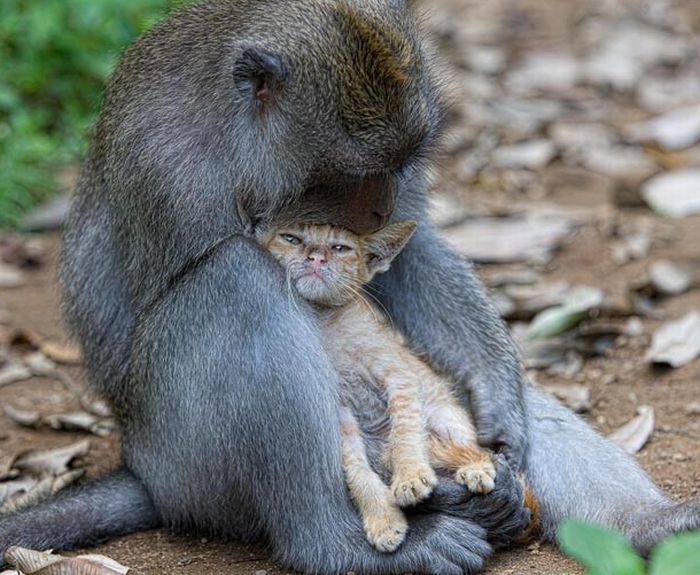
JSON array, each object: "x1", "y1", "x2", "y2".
[
  {"x1": 527, "y1": 286, "x2": 604, "y2": 340},
  {"x1": 650, "y1": 530, "x2": 700, "y2": 575},
  {"x1": 559, "y1": 520, "x2": 646, "y2": 575}
]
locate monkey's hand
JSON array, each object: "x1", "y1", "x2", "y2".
[
  {"x1": 469, "y1": 378, "x2": 527, "y2": 470},
  {"x1": 423, "y1": 455, "x2": 531, "y2": 549}
]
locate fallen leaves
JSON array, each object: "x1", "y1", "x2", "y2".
[
  {"x1": 442, "y1": 216, "x2": 573, "y2": 263},
  {"x1": 0, "y1": 440, "x2": 90, "y2": 513},
  {"x1": 3, "y1": 547, "x2": 129, "y2": 575},
  {"x1": 608, "y1": 406, "x2": 655, "y2": 455},
  {"x1": 646, "y1": 311, "x2": 700, "y2": 368}
]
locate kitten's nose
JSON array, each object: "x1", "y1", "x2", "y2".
[{"x1": 307, "y1": 254, "x2": 326, "y2": 266}]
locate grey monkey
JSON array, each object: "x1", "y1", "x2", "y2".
[{"x1": 1, "y1": 0, "x2": 699, "y2": 573}]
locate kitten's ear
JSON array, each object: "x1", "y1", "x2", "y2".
[
  {"x1": 233, "y1": 47, "x2": 288, "y2": 108},
  {"x1": 365, "y1": 220, "x2": 417, "y2": 277}
]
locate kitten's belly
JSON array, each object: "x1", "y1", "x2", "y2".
[{"x1": 338, "y1": 368, "x2": 392, "y2": 476}]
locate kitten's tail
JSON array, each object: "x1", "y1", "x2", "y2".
[{"x1": 0, "y1": 467, "x2": 161, "y2": 565}]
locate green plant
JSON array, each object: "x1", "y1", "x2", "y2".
[
  {"x1": 0, "y1": 0, "x2": 189, "y2": 227},
  {"x1": 559, "y1": 520, "x2": 700, "y2": 575}
]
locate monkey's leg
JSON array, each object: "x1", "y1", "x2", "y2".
[
  {"x1": 523, "y1": 385, "x2": 700, "y2": 553},
  {"x1": 339, "y1": 407, "x2": 408, "y2": 553},
  {"x1": 373, "y1": 220, "x2": 527, "y2": 468},
  {"x1": 126, "y1": 236, "x2": 495, "y2": 575}
]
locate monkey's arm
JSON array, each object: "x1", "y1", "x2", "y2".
[{"x1": 373, "y1": 221, "x2": 527, "y2": 469}]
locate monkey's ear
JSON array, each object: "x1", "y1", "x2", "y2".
[
  {"x1": 233, "y1": 48, "x2": 288, "y2": 107},
  {"x1": 364, "y1": 220, "x2": 417, "y2": 277}
]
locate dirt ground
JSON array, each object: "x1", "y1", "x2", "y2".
[{"x1": 2, "y1": 0, "x2": 700, "y2": 574}]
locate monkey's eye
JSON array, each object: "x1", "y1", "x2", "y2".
[
  {"x1": 281, "y1": 234, "x2": 302, "y2": 245},
  {"x1": 332, "y1": 244, "x2": 351, "y2": 253}
]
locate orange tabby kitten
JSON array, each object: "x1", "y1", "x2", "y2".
[{"x1": 258, "y1": 221, "x2": 497, "y2": 553}]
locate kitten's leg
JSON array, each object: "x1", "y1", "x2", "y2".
[
  {"x1": 370, "y1": 357, "x2": 438, "y2": 507},
  {"x1": 429, "y1": 436, "x2": 496, "y2": 495},
  {"x1": 339, "y1": 407, "x2": 408, "y2": 553},
  {"x1": 422, "y1": 382, "x2": 496, "y2": 494}
]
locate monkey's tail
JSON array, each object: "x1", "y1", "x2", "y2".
[
  {"x1": 0, "y1": 467, "x2": 160, "y2": 565},
  {"x1": 524, "y1": 385, "x2": 700, "y2": 555}
]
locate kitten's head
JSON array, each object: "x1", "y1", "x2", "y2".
[{"x1": 259, "y1": 220, "x2": 417, "y2": 306}]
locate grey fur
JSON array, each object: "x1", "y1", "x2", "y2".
[{"x1": 1, "y1": 0, "x2": 698, "y2": 572}]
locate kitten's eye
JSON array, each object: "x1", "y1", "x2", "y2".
[
  {"x1": 281, "y1": 234, "x2": 302, "y2": 245},
  {"x1": 332, "y1": 244, "x2": 351, "y2": 253}
]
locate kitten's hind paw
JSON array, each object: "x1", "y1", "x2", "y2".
[
  {"x1": 392, "y1": 466, "x2": 438, "y2": 507},
  {"x1": 456, "y1": 459, "x2": 496, "y2": 494},
  {"x1": 365, "y1": 506, "x2": 409, "y2": 553}
]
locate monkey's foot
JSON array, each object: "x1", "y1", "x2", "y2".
[
  {"x1": 364, "y1": 505, "x2": 408, "y2": 553},
  {"x1": 392, "y1": 465, "x2": 438, "y2": 507},
  {"x1": 455, "y1": 459, "x2": 496, "y2": 494}
]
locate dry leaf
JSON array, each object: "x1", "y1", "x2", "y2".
[
  {"x1": 0, "y1": 478, "x2": 35, "y2": 507},
  {"x1": 39, "y1": 341, "x2": 82, "y2": 365},
  {"x1": 542, "y1": 384, "x2": 591, "y2": 412},
  {"x1": 23, "y1": 352, "x2": 56, "y2": 376},
  {"x1": 641, "y1": 169, "x2": 700, "y2": 217},
  {"x1": 608, "y1": 406, "x2": 655, "y2": 454},
  {"x1": 0, "y1": 454, "x2": 19, "y2": 480},
  {"x1": 14, "y1": 440, "x2": 91, "y2": 476},
  {"x1": 1, "y1": 470, "x2": 84, "y2": 513},
  {"x1": 646, "y1": 311, "x2": 700, "y2": 367},
  {"x1": 44, "y1": 412, "x2": 114, "y2": 438},
  {"x1": 4, "y1": 547, "x2": 129, "y2": 575},
  {"x1": 0, "y1": 362, "x2": 33, "y2": 388},
  {"x1": 3, "y1": 329, "x2": 81, "y2": 366},
  {"x1": 0, "y1": 263, "x2": 25, "y2": 289},
  {"x1": 648, "y1": 260, "x2": 693, "y2": 296},
  {"x1": 443, "y1": 216, "x2": 572, "y2": 263},
  {"x1": 3, "y1": 404, "x2": 41, "y2": 428}
]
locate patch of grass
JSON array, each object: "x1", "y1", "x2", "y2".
[{"x1": 0, "y1": 0, "x2": 188, "y2": 228}]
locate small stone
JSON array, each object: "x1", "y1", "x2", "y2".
[
  {"x1": 463, "y1": 46, "x2": 507, "y2": 75},
  {"x1": 506, "y1": 53, "x2": 580, "y2": 94},
  {"x1": 686, "y1": 402, "x2": 700, "y2": 416},
  {"x1": 492, "y1": 140, "x2": 557, "y2": 170},
  {"x1": 0, "y1": 263, "x2": 25, "y2": 289},
  {"x1": 625, "y1": 317, "x2": 644, "y2": 337},
  {"x1": 625, "y1": 105, "x2": 700, "y2": 151},
  {"x1": 649, "y1": 260, "x2": 693, "y2": 296},
  {"x1": 641, "y1": 169, "x2": 700, "y2": 217}
]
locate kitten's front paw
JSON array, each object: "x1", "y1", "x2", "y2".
[
  {"x1": 392, "y1": 466, "x2": 438, "y2": 507},
  {"x1": 456, "y1": 459, "x2": 496, "y2": 494},
  {"x1": 365, "y1": 505, "x2": 408, "y2": 553}
]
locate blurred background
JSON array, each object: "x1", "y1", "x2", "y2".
[
  {"x1": 0, "y1": 0, "x2": 187, "y2": 227},
  {"x1": 1, "y1": 0, "x2": 700, "y2": 574}
]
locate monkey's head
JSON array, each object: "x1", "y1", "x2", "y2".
[
  {"x1": 260, "y1": 220, "x2": 417, "y2": 307},
  {"x1": 228, "y1": 0, "x2": 446, "y2": 232},
  {"x1": 103, "y1": 0, "x2": 445, "y2": 242}
]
